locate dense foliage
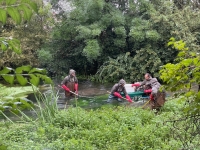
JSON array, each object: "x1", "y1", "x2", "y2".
[
  {"x1": 0, "y1": 0, "x2": 53, "y2": 86},
  {"x1": 37, "y1": 0, "x2": 200, "y2": 82},
  {"x1": 0, "y1": 0, "x2": 38, "y2": 61},
  {"x1": 0, "y1": 0, "x2": 54, "y2": 68},
  {"x1": 0, "y1": 84, "x2": 34, "y2": 113},
  {"x1": 160, "y1": 38, "x2": 200, "y2": 114},
  {"x1": 0, "y1": 98, "x2": 199, "y2": 150},
  {"x1": 0, "y1": 1, "x2": 199, "y2": 150},
  {"x1": 0, "y1": 65, "x2": 52, "y2": 86}
]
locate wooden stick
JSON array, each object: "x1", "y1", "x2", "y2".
[
  {"x1": 69, "y1": 90, "x2": 79, "y2": 97},
  {"x1": 58, "y1": 85, "x2": 93, "y2": 98},
  {"x1": 142, "y1": 99, "x2": 151, "y2": 108},
  {"x1": 58, "y1": 85, "x2": 79, "y2": 96}
]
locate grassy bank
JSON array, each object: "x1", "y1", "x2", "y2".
[{"x1": 0, "y1": 97, "x2": 199, "y2": 150}]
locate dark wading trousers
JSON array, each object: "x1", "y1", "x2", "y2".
[{"x1": 65, "y1": 82, "x2": 75, "y2": 97}]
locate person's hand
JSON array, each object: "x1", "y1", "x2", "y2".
[
  {"x1": 131, "y1": 83, "x2": 140, "y2": 87},
  {"x1": 144, "y1": 89, "x2": 152, "y2": 94},
  {"x1": 150, "y1": 94, "x2": 154, "y2": 100},
  {"x1": 113, "y1": 92, "x2": 122, "y2": 99},
  {"x1": 126, "y1": 95, "x2": 133, "y2": 103}
]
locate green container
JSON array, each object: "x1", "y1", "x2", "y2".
[{"x1": 121, "y1": 91, "x2": 145, "y2": 98}]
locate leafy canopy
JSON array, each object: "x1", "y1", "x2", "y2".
[
  {"x1": 0, "y1": 0, "x2": 38, "y2": 54},
  {"x1": 0, "y1": 65, "x2": 52, "y2": 86},
  {"x1": 160, "y1": 38, "x2": 200, "y2": 115}
]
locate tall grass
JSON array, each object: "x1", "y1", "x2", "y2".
[
  {"x1": 31, "y1": 84, "x2": 59, "y2": 124},
  {"x1": 0, "y1": 84, "x2": 60, "y2": 124}
]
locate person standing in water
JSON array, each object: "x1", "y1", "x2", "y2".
[
  {"x1": 61, "y1": 69, "x2": 78, "y2": 97},
  {"x1": 132, "y1": 73, "x2": 161, "y2": 101},
  {"x1": 107, "y1": 79, "x2": 132, "y2": 103}
]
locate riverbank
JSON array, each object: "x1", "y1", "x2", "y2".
[{"x1": 0, "y1": 97, "x2": 199, "y2": 150}]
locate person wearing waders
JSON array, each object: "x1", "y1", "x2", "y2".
[
  {"x1": 61, "y1": 69, "x2": 78, "y2": 97},
  {"x1": 132, "y1": 73, "x2": 161, "y2": 102},
  {"x1": 107, "y1": 79, "x2": 132, "y2": 103}
]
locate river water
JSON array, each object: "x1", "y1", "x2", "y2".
[
  {"x1": 51, "y1": 79, "x2": 199, "y2": 110},
  {"x1": 2, "y1": 79, "x2": 198, "y2": 121},
  {"x1": 55, "y1": 80, "x2": 121, "y2": 109},
  {"x1": 21, "y1": 79, "x2": 148, "y2": 113},
  {"x1": 50, "y1": 79, "x2": 153, "y2": 110}
]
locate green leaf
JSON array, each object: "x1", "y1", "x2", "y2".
[
  {"x1": 181, "y1": 59, "x2": 193, "y2": 67},
  {"x1": 29, "y1": 68, "x2": 47, "y2": 74},
  {"x1": 16, "y1": 75, "x2": 28, "y2": 86},
  {"x1": 6, "y1": 0, "x2": 17, "y2": 5},
  {"x1": 21, "y1": 0, "x2": 38, "y2": 13},
  {"x1": 8, "y1": 39, "x2": 21, "y2": 54},
  {"x1": 29, "y1": 74, "x2": 40, "y2": 86},
  {"x1": 18, "y1": 4, "x2": 33, "y2": 21},
  {"x1": 193, "y1": 58, "x2": 199, "y2": 65},
  {"x1": 1, "y1": 42, "x2": 7, "y2": 51},
  {"x1": 0, "y1": 144, "x2": 7, "y2": 150},
  {"x1": 169, "y1": 37, "x2": 175, "y2": 41},
  {"x1": 27, "y1": 1, "x2": 38, "y2": 13},
  {"x1": 185, "y1": 91, "x2": 194, "y2": 97},
  {"x1": 177, "y1": 51, "x2": 185, "y2": 57},
  {"x1": 0, "y1": 9, "x2": 7, "y2": 24},
  {"x1": 2, "y1": 75, "x2": 15, "y2": 84},
  {"x1": 0, "y1": 67, "x2": 13, "y2": 74},
  {"x1": 36, "y1": 74, "x2": 52, "y2": 84},
  {"x1": 15, "y1": 65, "x2": 31, "y2": 73},
  {"x1": 7, "y1": 7, "x2": 21, "y2": 24}
]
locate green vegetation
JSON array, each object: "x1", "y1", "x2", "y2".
[
  {"x1": 0, "y1": 0, "x2": 53, "y2": 113},
  {"x1": 0, "y1": 84, "x2": 36, "y2": 113},
  {"x1": 0, "y1": 97, "x2": 199, "y2": 150},
  {"x1": 0, "y1": 1, "x2": 199, "y2": 149},
  {"x1": 0, "y1": 0, "x2": 38, "y2": 54},
  {"x1": 37, "y1": 0, "x2": 200, "y2": 82},
  {"x1": 160, "y1": 38, "x2": 200, "y2": 114},
  {"x1": 0, "y1": 65, "x2": 52, "y2": 86}
]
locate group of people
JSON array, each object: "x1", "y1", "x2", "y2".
[
  {"x1": 61, "y1": 69, "x2": 161, "y2": 103},
  {"x1": 107, "y1": 73, "x2": 161, "y2": 103}
]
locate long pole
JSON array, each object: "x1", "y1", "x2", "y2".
[
  {"x1": 142, "y1": 99, "x2": 151, "y2": 108},
  {"x1": 58, "y1": 85, "x2": 93, "y2": 98}
]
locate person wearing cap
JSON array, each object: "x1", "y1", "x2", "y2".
[
  {"x1": 61, "y1": 69, "x2": 78, "y2": 97},
  {"x1": 131, "y1": 73, "x2": 161, "y2": 101},
  {"x1": 107, "y1": 79, "x2": 132, "y2": 103}
]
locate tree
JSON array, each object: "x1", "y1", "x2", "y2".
[
  {"x1": 39, "y1": 0, "x2": 200, "y2": 83},
  {"x1": 0, "y1": 0, "x2": 52, "y2": 86},
  {"x1": 0, "y1": 1, "x2": 54, "y2": 68},
  {"x1": 0, "y1": 0, "x2": 37, "y2": 54},
  {"x1": 160, "y1": 38, "x2": 200, "y2": 115}
]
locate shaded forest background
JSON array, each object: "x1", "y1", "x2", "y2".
[{"x1": 1, "y1": 0, "x2": 200, "y2": 82}]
